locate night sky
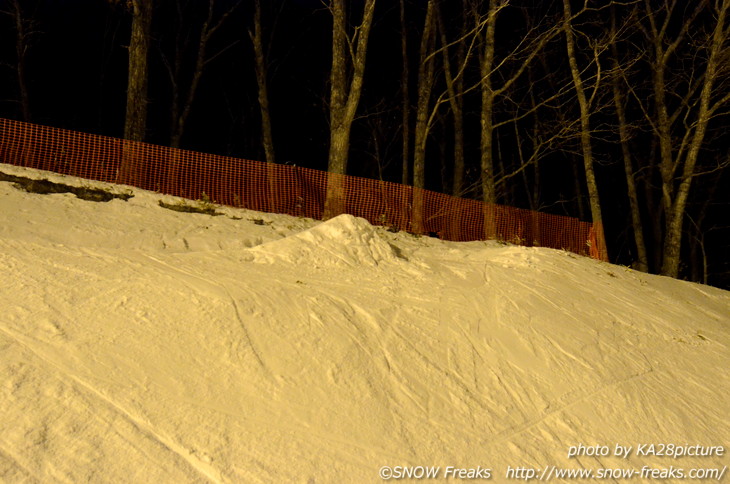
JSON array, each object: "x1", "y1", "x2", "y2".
[{"x1": 1, "y1": 0, "x2": 728, "y2": 289}]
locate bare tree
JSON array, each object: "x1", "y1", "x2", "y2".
[
  {"x1": 477, "y1": 0, "x2": 502, "y2": 210},
  {"x1": 124, "y1": 0, "x2": 152, "y2": 142},
  {"x1": 411, "y1": 0, "x2": 488, "y2": 232},
  {"x1": 412, "y1": 0, "x2": 437, "y2": 193},
  {"x1": 323, "y1": 0, "x2": 378, "y2": 219},
  {"x1": 638, "y1": 0, "x2": 730, "y2": 277},
  {"x1": 249, "y1": 0, "x2": 276, "y2": 164},
  {"x1": 610, "y1": 5, "x2": 648, "y2": 272},
  {"x1": 561, "y1": 0, "x2": 608, "y2": 260},
  {"x1": 661, "y1": 0, "x2": 730, "y2": 277},
  {"x1": 408, "y1": 0, "x2": 563, "y2": 238},
  {"x1": 410, "y1": 0, "x2": 437, "y2": 233},
  {"x1": 399, "y1": 0, "x2": 411, "y2": 186},
  {"x1": 0, "y1": 0, "x2": 39, "y2": 122},
  {"x1": 248, "y1": 0, "x2": 279, "y2": 213},
  {"x1": 163, "y1": 0, "x2": 241, "y2": 149},
  {"x1": 473, "y1": 0, "x2": 561, "y2": 239},
  {"x1": 118, "y1": 0, "x2": 152, "y2": 186},
  {"x1": 435, "y1": 0, "x2": 470, "y2": 197}
]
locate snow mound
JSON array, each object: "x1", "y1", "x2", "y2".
[{"x1": 249, "y1": 214, "x2": 398, "y2": 268}]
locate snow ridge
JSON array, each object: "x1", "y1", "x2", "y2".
[{"x1": 250, "y1": 214, "x2": 400, "y2": 268}]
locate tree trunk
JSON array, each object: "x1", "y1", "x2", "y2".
[
  {"x1": 661, "y1": 1, "x2": 728, "y2": 277},
  {"x1": 641, "y1": 0, "x2": 730, "y2": 277},
  {"x1": 399, "y1": 0, "x2": 410, "y2": 186},
  {"x1": 611, "y1": 9, "x2": 648, "y2": 272},
  {"x1": 562, "y1": 0, "x2": 607, "y2": 261},
  {"x1": 687, "y1": 175, "x2": 718, "y2": 284},
  {"x1": 7, "y1": 0, "x2": 33, "y2": 122},
  {"x1": 120, "y1": 0, "x2": 152, "y2": 186},
  {"x1": 251, "y1": 0, "x2": 275, "y2": 165},
  {"x1": 323, "y1": 0, "x2": 377, "y2": 219},
  {"x1": 124, "y1": 0, "x2": 151, "y2": 142},
  {"x1": 479, "y1": 0, "x2": 498, "y2": 239},
  {"x1": 612, "y1": 79, "x2": 648, "y2": 271},
  {"x1": 642, "y1": 0, "x2": 694, "y2": 276},
  {"x1": 412, "y1": 0, "x2": 436, "y2": 191},
  {"x1": 411, "y1": 0, "x2": 436, "y2": 233},
  {"x1": 250, "y1": 0, "x2": 278, "y2": 213},
  {"x1": 170, "y1": 0, "x2": 239, "y2": 149},
  {"x1": 643, "y1": 143, "x2": 663, "y2": 271},
  {"x1": 435, "y1": 2, "x2": 467, "y2": 198}
]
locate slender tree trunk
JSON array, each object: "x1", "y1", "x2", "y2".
[
  {"x1": 120, "y1": 0, "x2": 152, "y2": 186},
  {"x1": 514, "y1": 120, "x2": 531, "y2": 209},
  {"x1": 687, "y1": 175, "x2": 718, "y2": 284},
  {"x1": 572, "y1": 158, "x2": 586, "y2": 221},
  {"x1": 250, "y1": 0, "x2": 275, "y2": 165},
  {"x1": 612, "y1": 79, "x2": 648, "y2": 271},
  {"x1": 479, "y1": 0, "x2": 498, "y2": 239},
  {"x1": 479, "y1": 0, "x2": 498, "y2": 207},
  {"x1": 249, "y1": 0, "x2": 278, "y2": 212},
  {"x1": 642, "y1": 1, "x2": 676, "y2": 272},
  {"x1": 170, "y1": 0, "x2": 239, "y2": 149},
  {"x1": 643, "y1": 0, "x2": 693, "y2": 275},
  {"x1": 7, "y1": 0, "x2": 32, "y2": 122},
  {"x1": 124, "y1": 0, "x2": 151, "y2": 142},
  {"x1": 437, "y1": 0, "x2": 469, "y2": 239},
  {"x1": 451, "y1": 108, "x2": 465, "y2": 196},
  {"x1": 436, "y1": 2, "x2": 466, "y2": 198},
  {"x1": 611, "y1": 9, "x2": 648, "y2": 272},
  {"x1": 653, "y1": 65, "x2": 674, "y2": 218},
  {"x1": 475, "y1": 0, "x2": 558, "y2": 239},
  {"x1": 165, "y1": 1, "x2": 185, "y2": 147},
  {"x1": 662, "y1": 78, "x2": 719, "y2": 275},
  {"x1": 562, "y1": 0, "x2": 607, "y2": 260},
  {"x1": 399, "y1": 0, "x2": 410, "y2": 186},
  {"x1": 644, "y1": 141, "x2": 663, "y2": 271},
  {"x1": 168, "y1": 3, "x2": 202, "y2": 148},
  {"x1": 411, "y1": 0, "x2": 436, "y2": 233},
  {"x1": 642, "y1": 0, "x2": 730, "y2": 277},
  {"x1": 412, "y1": 0, "x2": 436, "y2": 192},
  {"x1": 661, "y1": 1, "x2": 729, "y2": 277},
  {"x1": 323, "y1": 0, "x2": 377, "y2": 219},
  {"x1": 518, "y1": 67, "x2": 541, "y2": 212}
]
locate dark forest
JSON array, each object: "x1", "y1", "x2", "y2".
[{"x1": 1, "y1": 0, "x2": 729, "y2": 289}]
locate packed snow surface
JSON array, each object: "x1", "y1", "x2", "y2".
[{"x1": 0, "y1": 163, "x2": 728, "y2": 483}]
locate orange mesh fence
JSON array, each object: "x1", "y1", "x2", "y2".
[{"x1": 0, "y1": 118, "x2": 607, "y2": 260}]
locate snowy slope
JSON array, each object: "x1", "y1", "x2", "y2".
[{"x1": 0, "y1": 163, "x2": 728, "y2": 483}]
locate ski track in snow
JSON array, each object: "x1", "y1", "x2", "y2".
[
  {"x1": 0, "y1": 163, "x2": 729, "y2": 482},
  {"x1": 19, "y1": 333, "x2": 218, "y2": 482},
  {"x1": 140, "y1": 253, "x2": 273, "y2": 381}
]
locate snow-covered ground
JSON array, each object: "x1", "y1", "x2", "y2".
[{"x1": 1, "y1": 163, "x2": 728, "y2": 483}]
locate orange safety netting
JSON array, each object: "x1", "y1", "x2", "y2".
[{"x1": 0, "y1": 118, "x2": 607, "y2": 260}]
